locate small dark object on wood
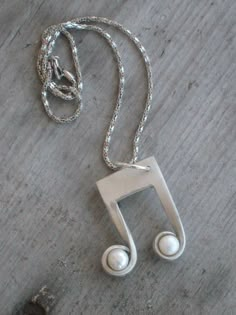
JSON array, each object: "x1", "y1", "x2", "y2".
[{"x1": 16, "y1": 286, "x2": 56, "y2": 315}]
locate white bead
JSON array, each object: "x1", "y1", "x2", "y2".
[
  {"x1": 107, "y1": 248, "x2": 129, "y2": 271},
  {"x1": 158, "y1": 235, "x2": 180, "y2": 256}
]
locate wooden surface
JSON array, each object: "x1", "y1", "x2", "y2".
[{"x1": 0, "y1": 0, "x2": 236, "y2": 314}]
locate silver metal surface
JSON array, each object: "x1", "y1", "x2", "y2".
[
  {"x1": 115, "y1": 162, "x2": 151, "y2": 171},
  {"x1": 97, "y1": 156, "x2": 186, "y2": 276}
]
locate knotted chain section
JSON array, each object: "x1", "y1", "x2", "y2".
[{"x1": 37, "y1": 16, "x2": 153, "y2": 170}]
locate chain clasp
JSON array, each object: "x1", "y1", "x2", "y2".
[{"x1": 49, "y1": 56, "x2": 76, "y2": 85}]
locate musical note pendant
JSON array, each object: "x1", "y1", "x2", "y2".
[{"x1": 97, "y1": 156, "x2": 186, "y2": 277}]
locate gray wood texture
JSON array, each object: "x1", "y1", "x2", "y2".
[{"x1": 0, "y1": 0, "x2": 235, "y2": 314}]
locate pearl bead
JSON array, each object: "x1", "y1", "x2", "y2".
[
  {"x1": 158, "y1": 235, "x2": 180, "y2": 256},
  {"x1": 107, "y1": 248, "x2": 129, "y2": 271}
]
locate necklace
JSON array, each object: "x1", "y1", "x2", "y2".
[{"x1": 37, "y1": 16, "x2": 186, "y2": 277}]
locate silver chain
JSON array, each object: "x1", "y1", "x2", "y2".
[{"x1": 37, "y1": 16, "x2": 153, "y2": 171}]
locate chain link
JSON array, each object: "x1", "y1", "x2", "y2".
[{"x1": 37, "y1": 16, "x2": 153, "y2": 171}]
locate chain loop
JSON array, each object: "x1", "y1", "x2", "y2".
[{"x1": 37, "y1": 17, "x2": 153, "y2": 170}]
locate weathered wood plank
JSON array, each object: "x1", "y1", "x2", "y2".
[{"x1": 0, "y1": 0, "x2": 235, "y2": 314}]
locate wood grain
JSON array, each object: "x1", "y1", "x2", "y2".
[{"x1": 0, "y1": 0, "x2": 235, "y2": 314}]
